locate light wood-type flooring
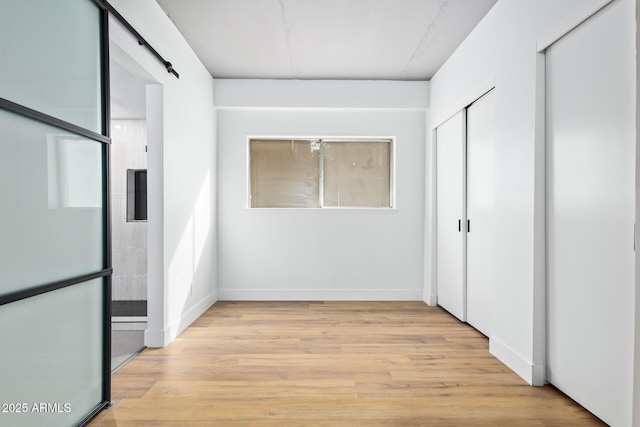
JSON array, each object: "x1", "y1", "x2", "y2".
[{"x1": 91, "y1": 301, "x2": 604, "y2": 426}]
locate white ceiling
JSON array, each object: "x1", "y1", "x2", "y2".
[{"x1": 155, "y1": 0, "x2": 497, "y2": 80}]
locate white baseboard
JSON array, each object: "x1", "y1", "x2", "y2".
[
  {"x1": 490, "y1": 336, "x2": 545, "y2": 386},
  {"x1": 144, "y1": 291, "x2": 218, "y2": 348},
  {"x1": 424, "y1": 293, "x2": 438, "y2": 307},
  {"x1": 218, "y1": 288, "x2": 422, "y2": 301},
  {"x1": 144, "y1": 327, "x2": 171, "y2": 348},
  {"x1": 168, "y1": 292, "x2": 218, "y2": 340}
]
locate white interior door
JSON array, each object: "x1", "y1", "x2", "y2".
[
  {"x1": 436, "y1": 111, "x2": 466, "y2": 321},
  {"x1": 546, "y1": 0, "x2": 635, "y2": 425},
  {"x1": 466, "y1": 90, "x2": 495, "y2": 336}
]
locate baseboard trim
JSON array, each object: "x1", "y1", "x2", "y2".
[
  {"x1": 218, "y1": 289, "x2": 422, "y2": 301},
  {"x1": 144, "y1": 292, "x2": 218, "y2": 347},
  {"x1": 144, "y1": 327, "x2": 171, "y2": 348},
  {"x1": 490, "y1": 336, "x2": 545, "y2": 386},
  {"x1": 424, "y1": 293, "x2": 438, "y2": 307}
]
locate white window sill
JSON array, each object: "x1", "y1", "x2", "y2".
[{"x1": 244, "y1": 207, "x2": 399, "y2": 213}]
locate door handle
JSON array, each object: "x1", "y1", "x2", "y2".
[
  {"x1": 458, "y1": 219, "x2": 461, "y2": 232},
  {"x1": 467, "y1": 219, "x2": 470, "y2": 233}
]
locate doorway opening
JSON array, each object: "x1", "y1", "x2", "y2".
[{"x1": 108, "y1": 43, "x2": 160, "y2": 372}]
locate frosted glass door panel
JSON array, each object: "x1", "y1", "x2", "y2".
[
  {"x1": 0, "y1": 279, "x2": 103, "y2": 427},
  {"x1": 466, "y1": 91, "x2": 495, "y2": 336},
  {"x1": 436, "y1": 111, "x2": 465, "y2": 321},
  {"x1": 323, "y1": 141, "x2": 391, "y2": 207},
  {"x1": 0, "y1": 109, "x2": 103, "y2": 295},
  {"x1": 546, "y1": 0, "x2": 635, "y2": 425},
  {"x1": 0, "y1": 0, "x2": 102, "y2": 133},
  {"x1": 250, "y1": 140, "x2": 320, "y2": 208}
]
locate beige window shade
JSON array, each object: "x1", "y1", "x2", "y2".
[
  {"x1": 322, "y1": 141, "x2": 391, "y2": 207},
  {"x1": 250, "y1": 139, "x2": 320, "y2": 208},
  {"x1": 249, "y1": 138, "x2": 392, "y2": 208}
]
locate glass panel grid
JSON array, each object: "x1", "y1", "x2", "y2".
[
  {"x1": 0, "y1": 107, "x2": 104, "y2": 297},
  {"x1": 0, "y1": 0, "x2": 103, "y2": 133},
  {"x1": 0, "y1": 279, "x2": 104, "y2": 427},
  {"x1": 0, "y1": 1, "x2": 109, "y2": 425}
]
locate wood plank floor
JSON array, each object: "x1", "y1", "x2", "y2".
[{"x1": 90, "y1": 301, "x2": 604, "y2": 426}]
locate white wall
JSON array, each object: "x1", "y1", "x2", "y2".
[
  {"x1": 109, "y1": 0, "x2": 217, "y2": 346},
  {"x1": 215, "y1": 79, "x2": 430, "y2": 109},
  {"x1": 216, "y1": 79, "x2": 427, "y2": 300},
  {"x1": 426, "y1": 0, "x2": 630, "y2": 389}
]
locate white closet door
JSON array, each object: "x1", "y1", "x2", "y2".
[
  {"x1": 546, "y1": 0, "x2": 635, "y2": 425},
  {"x1": 466, "y1": 90, "x2": 495, "y2": 336},
  {"x1": 436, "y1": 111, "x2": 466, "y2": 321}
]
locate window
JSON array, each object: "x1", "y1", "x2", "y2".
[{"x1": 249, "y1": 138, "x2": 393, "y2": 208}]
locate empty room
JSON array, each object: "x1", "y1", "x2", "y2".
[{"x1": 1, "y1": 0, "x2": 639, "y2": 426}]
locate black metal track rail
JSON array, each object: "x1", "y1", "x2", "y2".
[{"x1": 93, "y1": 0, "x2": 180, "y2": 79}]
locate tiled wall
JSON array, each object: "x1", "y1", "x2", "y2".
[{"x1": 111, "y1": 120, "x2": 147, "y2": 301}]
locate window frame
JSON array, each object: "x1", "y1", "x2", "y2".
[{"x1": 246, "y1": 135, "x2": 396, "y2": 210}]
